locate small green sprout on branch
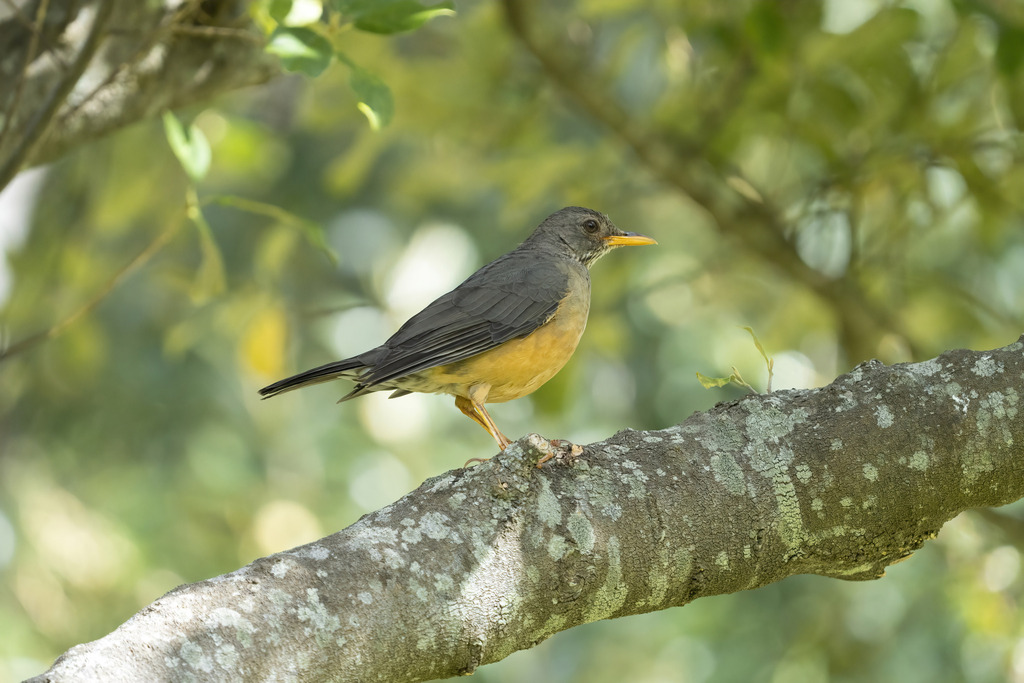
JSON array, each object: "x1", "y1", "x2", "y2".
[{"x1": 696, "y1": 326, "x2": 775, "y2": 394}]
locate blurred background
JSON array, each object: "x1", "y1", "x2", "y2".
[{"x1": 3, "y1": 0, "x2": 1024, "y2": 681}]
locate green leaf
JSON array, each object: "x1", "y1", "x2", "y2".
[
  {"x1": 741, "y1": 326, "x2": 770, "y2": 365},
  {"x1": 266, "y1": 26, "x2": 333, "y2": 77},
  {"x1": 268, "y1": 0, "x2": 293, "y2": 22},
  {"x1": 696, "y1": 372, "x2": 734, "y2": 389},
  {"x1": 163, "y1": 112, "x2": 211, "y2": 183},
  {"x1": 331, "y1": 0, "x2": 455, "y2": 34},
  {"x1": 204, "y1": 194, "x2": 338, "y2": 265},
  {"x1": 741, "y1": 326, "x2": 775, "y2": 392},
  {"x1": 697, "y1": 366, "x2": 756, "y2": 392},
  {"x1": 349, "y1": 65, "x2": 394, "y2": 129}
]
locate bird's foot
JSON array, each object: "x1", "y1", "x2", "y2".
[
  {"x1": 535, "y1": 438, "x2": 584, "y2": 468},
  {"x1": 463, "y1": 456, "x2": 490, "y2": 468}
]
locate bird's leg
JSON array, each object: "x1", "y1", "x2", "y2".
[
  {"x1": 455, "y1": 397, "x2": 496, "y2": 467},
  {"x1": 454, "y1": 394, "x2": 511, "y2": 451},
  {"x1": 475, "y1": 401, "x2": 512, "y2": 450},
  {"x1": 467, "y1": 385, "x2": 512, "y2": 451}
]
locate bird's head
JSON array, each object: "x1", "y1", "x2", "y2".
[{"x1": 528, "y1": 206, "x2": 657, "y2": 267}]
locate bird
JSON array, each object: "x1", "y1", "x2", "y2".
[{"x1": 259, "y1": 206, "x2": 656, "y2": 452}]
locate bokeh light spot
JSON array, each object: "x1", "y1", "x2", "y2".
[{"x1": 252, "y1": 500, "x2": 323, "y2": 556}]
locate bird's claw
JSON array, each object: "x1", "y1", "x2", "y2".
[{"x1": 535, "y1": 438, "x2": 583, "y2": 467}]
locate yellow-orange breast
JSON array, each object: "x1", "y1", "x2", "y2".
[{"x1": 404, "y1": 290, "x2": 590, "y2": 403}]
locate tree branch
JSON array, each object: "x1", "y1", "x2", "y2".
[
  {"x1": 0, "y1": 0, "x2": 114, "y2": 190},
  {"x1": 0, "y1": 0, "x2": 279, "y2": 190},
  {"x1": 28, "y1": 337, "x2": 1024, "y2": 682}
]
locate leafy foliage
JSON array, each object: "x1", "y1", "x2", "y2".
[
  {"x1": 162, "y1": 113, "x2": 211, "y2": 183},
  {"x1": 266, "y1": 26, "x2": 335, "y2": 77},
  {"x1": 254, "y1": 0, "x2": 452, "y2": 126},
  {"x1": 331, "y1": 0, "x2": 456, "y2": 34}
]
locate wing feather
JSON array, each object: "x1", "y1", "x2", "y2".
[{"x1": 360, "y1": 251, "x2": 570, "y2": 387}]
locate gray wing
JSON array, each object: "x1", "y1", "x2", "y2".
[{"x1": 360, "y1": 251, "x2": 571, "y2": 387}]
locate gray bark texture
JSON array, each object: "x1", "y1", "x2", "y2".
[
  {"x1": 28, "y1": 337, "x2": 1024, "y2": 682},
  {"x1": 0, "y1": 0, "x2": 278, "y2": 189}
]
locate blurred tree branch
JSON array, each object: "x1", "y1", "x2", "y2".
[
  {"x1": 500, "y1": 0, "x2": 924, "y2": 364},
  {"x1": 0, "y1": 0, "x2": 279, "y2": 191},
  {"x1": 0, "y1": 211, "x2": 184, "y2": 363},
  {"x1": 29, "y1": 337, "x2": 1024, "y2": 682}
]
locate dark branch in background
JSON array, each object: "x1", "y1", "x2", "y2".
[
  {"x1": 0, "y1": 0, "x2": 49, "y2": 153},
  {"x1": 500, "y1": 0, "x2": 923, "y2": 363},
  {"x1": 0, "y1": 212, "x2": 184, "y2": 363},
  {"x1": 29, "y1": 337, "x2": 1024, "y2": 682},
  {"x1": 0, "y1": 0, "x2": 279, "y2": 192}
]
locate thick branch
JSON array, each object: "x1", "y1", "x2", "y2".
[
  {"x1": 0, "y1": 0, "x2": 278, "y2": 187},
  {"x1": 30, "y1": 337, "x2": 1024, "y2": 682}
]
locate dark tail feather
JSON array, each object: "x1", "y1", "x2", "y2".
[{"x1": 259, "y1": 357, "x2": 367, "y2": 399}]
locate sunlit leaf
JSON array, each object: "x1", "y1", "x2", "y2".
[
  {"x1": 349, "y1": 64, "x2": 394, "y2": 129},
  {"x1": 696, "y1": 372, "x2": 734, "y2": 389},
  {"x1": 266, "y1": 26, "x2": 333, "y2": 77},
  {"x1": 330, "y1": 0, "x2": 455, "y2": 34},
  {"x1": 741, "y1": 326, "x2": 774, "y2": 392},
  {"x1": 162, "y1": 112, "x2": 211, "y2": 183},
  {"x1": 281, "y1": 0, "x2": 324, "y2": 26},
  {"x1": 697, "y1": 366, "x2": 757, "y2": 392},
  {"x1": 741, "y1": 326, "x2": 770, "y2": 365}
]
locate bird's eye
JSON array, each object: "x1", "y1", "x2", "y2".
[{"x1": 583, "y1": 219, "x2": 600, "y2": 234}]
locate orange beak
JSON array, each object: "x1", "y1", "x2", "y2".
[{"x1": 603, "y1": 231, "x2": 658, "y2": 247}]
